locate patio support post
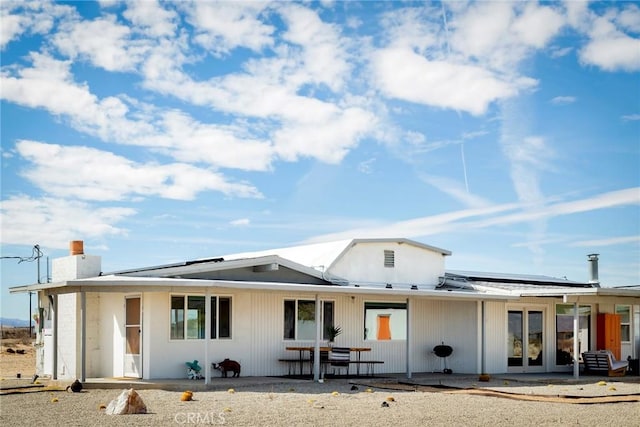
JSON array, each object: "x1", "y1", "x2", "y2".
[
  {"x1": 205, "y1": 288, "x2": 211, "y2": 385},
  {"x1": 406, "y1": 297, "x2": 412, "y2": 379},
  {"x1": 53, "y1": 293, "x2": 58, "y2": 380},
  {"x1": 573, "y1": 301, "x2": 579, "y2": 379},
  {"x1": 80, "y1": 291, "x2": 86, "y2": 382},
  {"x1": 313, "y1": 293, "x2": 321, "y2": 382},
  {"x1": 481, "y1": 300, "x2": 486, "y2": 375}
]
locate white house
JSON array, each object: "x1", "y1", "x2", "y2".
[{"x1": 11, "y1": 238, "x2": 640, "y2": 382}]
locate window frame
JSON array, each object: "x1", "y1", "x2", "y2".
[
  {"x1": 283, "y1": 299, "x2": 335, "y2": 341},
  {"x1": 554, "y1": 303, "x2": 591, "y2": 365},
  {"x1": 615, "y1": 305, "x2": 631, "y2": 343},
  {"x1": 211, "y1": 296, "x2": 233, "y2": 340},
  {"x1": 363, "y1": 301, "x2": 407, "y2": 341},
  {"x1": 170, "y1": 294, "x2": 233, "y2": 341}
]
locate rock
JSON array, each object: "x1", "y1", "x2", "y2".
[{"x1": 105, "y1": 388, "x2": 147, "y2": 415}]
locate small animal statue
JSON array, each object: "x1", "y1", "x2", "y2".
[
  {"x1": 66, "y1": 379, "x2": 83, "y2": 392},
  {"x1": 212, "y1": 359, "x2": 241, "y2": 378}
]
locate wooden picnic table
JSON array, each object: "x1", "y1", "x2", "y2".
[{"x1": 284, "y1": 346, "x2": 372, "y2": 376}]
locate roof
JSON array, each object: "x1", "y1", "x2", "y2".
[
  {"x1": 9, "y1": 274, "x2": 516, "y2": 302},
  {"x1": 220, "y1": 238, "x2": 451, "y2": 270},
  {"x1": 445, "y1": 270, "x2": 592, "y2": 288}
]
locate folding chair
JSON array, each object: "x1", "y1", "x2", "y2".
[{"x1": 329, "y1": 347, "x2": 350, "y2": 376}]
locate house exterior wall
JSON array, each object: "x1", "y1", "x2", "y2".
[
  {"x1": 132, "y1": 288, "x2": 486, "y2": 379},
  {"x1": 36, "y1": 286, "x2": 639, "y2": 380},
  {"x1": 56, "y1": 293, "x2": 79, "y2": 379},
  {"x1": 329, "y1": 242, "x2": 445, "y2": 287}
]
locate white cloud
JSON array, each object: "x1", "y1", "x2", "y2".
[
  {"x1": 52, "y1": 14, "x2": 145, "y2": 72},
  {"x1": 419, "y1": 174, "x2": 492, "y2": 209},
  {"x1": 0, "y1": 53, "x2": 279, "y2": 172},
  {"x1": 16, "y1": 140, "x2": 263, "y2": 201},
  {"x1": 278, "y1": 3, "x2": 351, "y2": 92},
  {"x1": 570, "y1": 235, "x2": 640, "y2": 247},
  {"x1": 511, "y1": 2, "x2": 564, "y2": 49},
  {"x1": 358, "y1": 158, "x2": 376, "y2": 174},
  {"x1": 159, "y1": 111, "x2": 274, "y2": 172},
  {"x1": 551, "y1": 96, "x2": 576, "y2": 105},
  {"x1": 578, "y1": 7, "x2": 640, "y2": 71},
  {"x1": 307, "y1": 188, "x2": 640, "y2": 243},
  {"x1": 230, "y1": 218, "x2": 250, "y2": 227},
  {"x1": 372, "y1": 47, "x2": 536, "y2": 116},
  {"x1": 622, "y1": 114, "x2": 640, "y2": 121},
  {"x1": 0, "y1": 0, "x2": 73, "y2": 50},
  {"x1": 273, "y1": 107, "x2": 376, "y2": 163},
  {"x1": 122, "y1": 0, "x2": 177, "y2": 37},
  {"x1": 0, "y1": 195, "x2": 136, "y2": 249},
  {"x1": 185, "y1": 1, "x2": 274, "y2": 55}
]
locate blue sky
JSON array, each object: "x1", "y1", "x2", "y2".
[{"x1": 1, "y1": 1, "x2": 639, "y2": 321}]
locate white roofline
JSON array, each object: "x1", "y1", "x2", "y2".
[{"x1": 11, "y1": 275, "x2": 516, "y2": 301}]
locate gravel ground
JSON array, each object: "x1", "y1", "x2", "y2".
[{"x1": 1, "y1": 379, "x2": 639, "y2": 427}]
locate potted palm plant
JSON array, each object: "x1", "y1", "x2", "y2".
[{"x1": 326, "y1": 325, "x2": 342, "y2": 344}]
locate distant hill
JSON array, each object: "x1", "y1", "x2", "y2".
[{"x1": 0, "y1": 318, "x2": 30, "y2": 327}]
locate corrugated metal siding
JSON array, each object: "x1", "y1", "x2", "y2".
[
  {"x1": 483, "y1": 301, "x2": 506, "y2": 373},
  {"x1": 410, "y1": 299, "x2": 479, "y2": 374}
]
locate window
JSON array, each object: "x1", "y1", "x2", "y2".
[
  {"x1": 283, "y1": 299, "x2": 334, "y2": 340},
  {"x1": 555, "y1": 304, "x2": 591, "y2": 365},
  {"x1": 171, "y1": 296, "x2": 185, "y2": 339},
  {"x1": 187, "y1": 296, "x2": 205, "y2": 339},
  {"x1": 384, "y1": 250, "x2": 395, "y2": 268},
  {"x1": 171, "y1": 295, "x2": 232, "y2": 340},
  {"x1": 616, "y1": 305, "x2": 631, "y2": 342},
  {"x1": 364, "y1": 302, "x2": 406, "y2": 340},
  {"x1": 211, "y1": 296, "x2": 232, "y2": 339}
]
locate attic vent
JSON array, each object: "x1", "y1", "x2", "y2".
[{"x1": 384, "y1": 250, "x2": 395, "y2": 268}]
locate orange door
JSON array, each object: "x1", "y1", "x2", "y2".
[{"x1": 377, "y1": 315, "x2": 391, "y2": 340}]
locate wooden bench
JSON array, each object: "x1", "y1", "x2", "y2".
[
  {"x1": 348, "y1": 360, "x2": 384, "y2": 376},
  {"x1": 278, "y1": 358, "x2": 306, "y2": 376},
  {"x1": 582, "y1": 351, "x2": 628, "y2": 377}
]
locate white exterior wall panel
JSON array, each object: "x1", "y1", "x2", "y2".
[
  {"x1": 98, "y1": 293, "x2": 124, "y2": 378},
  {"x1": 410, "y1": 299, "x2": 478, "y2": 374},
  {"x1": 330, "y1": 242, "x2": 445, "y2": 287},
  {"x1": 85, "y1": 292, "x2": 100, "y2": 377},
  {"x1": 56, "y1": 293, "x2": 78, "y2": 379},
  {"x1": 483, "y1": 301, "x2": 507, "y2": 374}
]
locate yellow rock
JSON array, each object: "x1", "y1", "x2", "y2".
[
  {"x1": 597, "y1": 381, "x2": 607, "y2": 386},
  {"x1": 227, "y1": 388, "x2": 235, "y2": 394},
  {"x1": 51, "y1": 398, "x2": 58, "y2": 403},
  {"x1": 503, "y1": 381, "x2": 509, "y2": 385},
  {"x1": 98, "y1": 403, "x2": 107, "y2": 410},
  {"x1": 386, "y1": 396, "x2": 395, "y2": 402},
  {"x1": 608, "y1": 386, "x2": 616, "y2": 391},
  {"x1": 365, "y1": 388, "x2": 373, "y2": 393},
  {"x1": 331, "y1": 391, "x2": 339, "y2": 396},
  {"x1": 224, "y1": 407, "x2": 232, "y2": 412},
  {"x1": 181, "y1": 391, "x2": 193, "y2": 401}
]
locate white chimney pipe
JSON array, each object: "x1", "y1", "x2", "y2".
[{"x1": 587, "y1": 254, "x2": 600, "y2": 287}]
